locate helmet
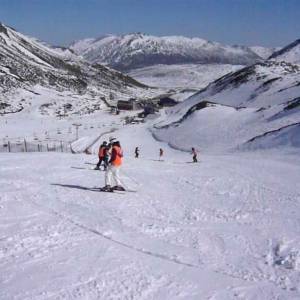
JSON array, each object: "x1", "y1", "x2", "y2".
[{"x1": 103, "y1": 141, "x2": 107, "y2": 145}]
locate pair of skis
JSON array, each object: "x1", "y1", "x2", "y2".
[{"x1": 98, "y1": 187, "x2": 137, "y2": 194}]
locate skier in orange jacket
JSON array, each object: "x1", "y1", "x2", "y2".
[{"x1": 101, "y1": 140, "x2": 125, "y2": 192}]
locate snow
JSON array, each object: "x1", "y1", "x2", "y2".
[
  {"x1": 242, "y1": 123, "x2": 300, "y2": 152},
  {"x1": 250, "y1": 46, "x2": 279, "y2": 60},
  {"x1": 1, "y1": 123, "x2": 300, "y2": 299},
  {"x1": 0, "y1": 22, "x2": 161, "y2": 118},
  {"x1": 1, "y1": 21, "x2": 300, "y2": 300},
  {"x1": 270, "y1": 40, "x2": 300, "y2": 64},
  {"x1": 127, "y1": 63, "x2": 243, "y2": 90},
  {"x1": 70, "y1": 33, "x2": 261, "y2": 70}
]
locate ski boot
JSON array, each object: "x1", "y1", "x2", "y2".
[
  {"x1": 100, "y1": 185, "x2": 113, "y2": 192},
  {"x1": 112, "y1": 185, "x2": 126, "y2": 191}
]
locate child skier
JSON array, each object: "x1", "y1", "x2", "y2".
[
  {"x1": 101, "y1": 140, "x2": 125, "y2": 192},
  {"x1": 191, "y1": 147, "x2": 198, "y2": 163},
  {"x1": 94, "y1": 141, "x2": 107, "y2": 170}
]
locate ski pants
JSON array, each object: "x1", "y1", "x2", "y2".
[
  {"x1": 105, "y1": 165, "x2": 122, "y2": 186},
  {"x1": 96, "y1": 156, "x2": 109, "y2": 170},
  {"x1": 96, "y1": 157, "x2": 104, "y2": 168}
]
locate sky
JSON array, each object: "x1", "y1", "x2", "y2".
[{"x1": 0, "y1": 0, "x2": 299, "y2": 47}]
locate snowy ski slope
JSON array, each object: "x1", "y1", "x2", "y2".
[{"x1": 1, "y1": 121, "x2": 300, "y2": 299}]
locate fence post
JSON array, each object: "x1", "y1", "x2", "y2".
[
  {"x1": 37, "y1": 144, "x2": 40, "y2": 152},
  {"x1": 60, "y1": 141, "x2": 63, "y2": 152},
  {"x1": 47, "y1": 144, "x2": 49, "y2": 152},
  {"x1": 8, "y1": 141, "x2": 11, "y2": 153},
  {"x1": 24, "y1": 139, "x2": 27, "y2": 152}
]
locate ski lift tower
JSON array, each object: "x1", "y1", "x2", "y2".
[{"x1": 72, "y1": 123, "x2": 82, "y2": 140}]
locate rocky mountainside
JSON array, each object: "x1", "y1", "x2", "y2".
[
  {"x1": 70, "y1": 33, "x2": 262, "y2": 71},
  {"x1": 0, "y1": 23, "x2": 153, "y2": 116},
  {"x1": 269, "y1": 39, "x2": 300, "y2": 64}
]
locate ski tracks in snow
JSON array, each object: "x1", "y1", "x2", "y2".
[{"x1": 1, "y1": 152, "x2": 300, "y2": 298}]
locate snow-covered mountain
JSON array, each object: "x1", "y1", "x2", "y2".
[
  {"x1": 0, "y1": 23, "x2": 156, "y2": 116},
  {"x1": 269, "y1": 39, "x2": 300, "y2": 64},
  {"x1": 153, "y1": 61, "x2": 300, "y2": 152},
  {"x1": 250, "y1": 46, "x2": 279, "y2": 60},
  {"x1": 70, "y1": 33, "x2": 262, "y2": 71}
]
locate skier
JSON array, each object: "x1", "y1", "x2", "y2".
[
  {"x1": 107, "y1": 136, "x2": 116, "y2": 152},
  {"x1": 94, "y1": 141, "x2": 107, "y2": 170},
  {"x1": 101, "y1": 140, "x2": 125, "y2": 192},
  {"x1": 102, "y1": 142, "x2": 110, "y2": 170},
  {"x1": 135, "y1": 147, "x2": 139, "y2": 158},
  {"x1": 192, "y1": 147, "x2": 198, "y2": 163},
  {"x1": 159, "y1": 148, "x2": 164, "y2": 161}
]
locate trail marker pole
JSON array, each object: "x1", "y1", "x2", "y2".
[
  {"x1": 72, "y1": 123, "x2": 82, "y2": 141},
  {"x1": 24, "y1": 139, "x2": 27, "y2": 152}
]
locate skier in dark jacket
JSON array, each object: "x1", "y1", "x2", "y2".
[
  {"x1": 135, "y1": 147, "x2": 139, "y2": 158},
  {"x1": 94, "y1": 141, "x2": 107, "y2": 170},
  {"x1": 191, "y1": 147, "x2": 198, "y2": 163},
  {"x1": 159, "y1": 148, "x2": 164, "y2": 161}
]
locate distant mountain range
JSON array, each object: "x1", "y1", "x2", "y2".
[{"x1": 70, "y1": 33, "x2": 264, "y2": 71}]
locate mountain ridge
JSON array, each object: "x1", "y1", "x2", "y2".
[
  {"x1": 70, "y1": 33, "x2": 263, "y2": 71},
  {"x1": 0, "y1": 23, "x2": 155, "y2": 116},
  {"x1": 269, "y1": 39, "x2": 300, "y2": 64}
]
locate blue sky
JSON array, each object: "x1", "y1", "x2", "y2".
[{"x1": 0, "y1": 0, "x2": 299, "y2": 47}]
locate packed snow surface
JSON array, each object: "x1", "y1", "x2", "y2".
[{"x1": 1, "y1": 119, "x2": 300, "y2": 299}]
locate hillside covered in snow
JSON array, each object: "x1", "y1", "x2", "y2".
[
  {"x1": 70, "y1": 33, "x2": 262, "y2": 71},
  {"x1": 250, "y1": 46, "x2": 279, "y2": 60},
  {"x1": 269, "y1": 39, "x2": 300, "y2": 64},
  {"x1": 153, "y1": 61, "x2": 300, "y2": 153},
  {"x1": 0, "y1": 23, "x2": 159, "y2": 117}
]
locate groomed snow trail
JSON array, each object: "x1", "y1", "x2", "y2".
[{"x1": 1, "y1": 136, "x2": 300, "y2": 299}]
